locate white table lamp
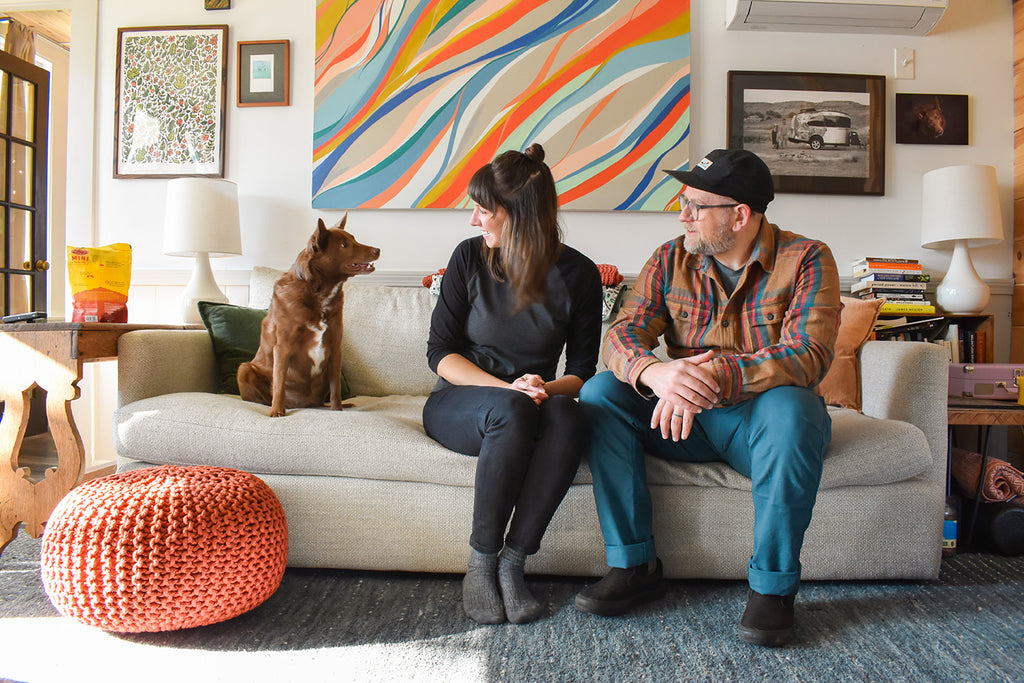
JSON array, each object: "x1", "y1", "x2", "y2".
[
  {"x1": 163, "y1": 178, "x2": 242, "y2": 324},
  {"x1": 920, "y1": 164, "x2": 1004, "y2": 315}
]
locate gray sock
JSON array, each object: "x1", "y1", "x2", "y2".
[
  {"x1": 463, "y1": 548, "x2": 505, "y2": 624},
  {"x1": 498, "y1": 546, "x2": 544, "y2": 624}
]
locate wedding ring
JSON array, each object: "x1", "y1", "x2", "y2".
[{"x1": 672, "y1": 412, "x2": 683, "y2": 418}]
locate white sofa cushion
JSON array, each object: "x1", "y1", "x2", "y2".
[{"x1": 114, "y1": 393, "x2": 931, "y2": 491}]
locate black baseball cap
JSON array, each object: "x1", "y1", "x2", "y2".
[{"x1": 664, "y1": 149, "x2": 775, "y2": 214}]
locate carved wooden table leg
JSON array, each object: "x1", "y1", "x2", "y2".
[{"x1": 0, "y1": 329, "x2": 84, "y2": 553}]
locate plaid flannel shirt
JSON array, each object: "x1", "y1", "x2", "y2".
[{"x1": 604, "y1": 218, "x2": 841, "y2": 405}]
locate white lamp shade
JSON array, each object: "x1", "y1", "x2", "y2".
[
  {"x1": 163, "y1": 178, "x2": 242, "y2": 257},
  {"x1": 920, "y1": 164, "x2": 1004, "y2": 249}
]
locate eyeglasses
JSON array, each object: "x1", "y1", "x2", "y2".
[{"x1": 678, "y1": 195, "x2": 740, "y2": 220}]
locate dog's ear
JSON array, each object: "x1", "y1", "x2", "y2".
[
  {"x1": 331, "y1": 213, "x2": 348, "y2": 231},
  {"x1": 294, "y1": 220, "x2": 329, "y2": 281},
  {"x1": 310, "y1": 218, "x2": 330, "y2": 253}
]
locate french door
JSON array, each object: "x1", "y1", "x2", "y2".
[{"x1": 0, "y1": 48, "x2": 49, "y2": 316}]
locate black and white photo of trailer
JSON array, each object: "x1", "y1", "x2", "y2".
[{"x1": 728, "y1": 71, "x2": 885, "y2": 196}]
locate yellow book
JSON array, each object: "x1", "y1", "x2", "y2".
[{"x1": 878, "y1": 302, "x2": 937, "y2": 315}]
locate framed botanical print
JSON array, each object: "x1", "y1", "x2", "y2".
[{"x1": 114, "y1": 25, "x2": 228, "y2": 178}]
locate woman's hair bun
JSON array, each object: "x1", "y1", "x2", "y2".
[{"x1": 524, "y1": 143, "x2": 545, "y2": 163}]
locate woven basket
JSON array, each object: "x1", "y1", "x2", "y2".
[{"x1": 40, "y1": 465, "x2": 288, "y2": 632}]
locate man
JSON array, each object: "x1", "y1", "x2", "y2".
[{"x1": 575, "y1": 148, "x2": 841, "y2": 647}]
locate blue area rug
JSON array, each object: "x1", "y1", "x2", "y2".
[{"x1": 2, "y1": 532, "x2": 1022, "y2": 682}]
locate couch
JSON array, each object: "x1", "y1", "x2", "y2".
[{"x1": 113, "y1": 268, "x2": 949, "y2": 580}]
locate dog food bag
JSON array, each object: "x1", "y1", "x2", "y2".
[{"x1": 67, "y1": 243, "x2": 132, "y2": 322}]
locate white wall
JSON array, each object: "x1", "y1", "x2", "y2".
[{"x1": 78, "y1": 0, "x2": 1013, "y2": 275}]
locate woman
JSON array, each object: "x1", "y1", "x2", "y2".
[{"x1": 424, "y1": 143, "x2": 603, "y2": 624}]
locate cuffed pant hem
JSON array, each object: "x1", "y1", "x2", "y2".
[
  {"x1": 605, "y1": 539, "x2": 656, "y2": 569},
  {"x1": 747, "y1": 565, "x2": 800, "y2": 596}
]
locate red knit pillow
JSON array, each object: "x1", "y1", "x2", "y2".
[
  {"x1": 596, "y1": 263, "x2": 624, "y2": 286},
  {"x1": 40, "y1": 466, "x2": 288, "y2": 632}
]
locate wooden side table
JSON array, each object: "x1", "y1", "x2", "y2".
[
  {"x1": 0, "y1": 321, "x2": 198, "y2": 555},
  {"x1": 946, "y1": 397, "x2": 1024, "y2": 549}
]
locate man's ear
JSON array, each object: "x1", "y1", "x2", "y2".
[{"x1": 733, "y1": 203, "x2": 753, "y2": 230}]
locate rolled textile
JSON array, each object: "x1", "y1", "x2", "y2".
[{"x1": 951, "y1": 447, "x2": 1024, "y2": 502}]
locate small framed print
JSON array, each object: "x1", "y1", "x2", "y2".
[
  {"x1": 895, "y1": 93, "x2": 968, "y2": 145},
  {"x1": 237, "y1": 40, "x2": 290, "y2": 107}
]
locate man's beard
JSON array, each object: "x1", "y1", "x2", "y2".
[{"x1": 683, "y1": 221, "x2": 737, "y2": 255}]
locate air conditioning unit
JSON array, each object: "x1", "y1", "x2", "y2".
[{"x1": 725, "y1": 0, "x2": 948, "y2": 35}]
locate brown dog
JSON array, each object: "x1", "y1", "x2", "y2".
[{"x1": 238, "y1": 216, "x2": 380, "y2": 417}]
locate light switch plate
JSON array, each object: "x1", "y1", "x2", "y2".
[{"x1": 895, "y1": 48, "x2": 915, "y2": 79}]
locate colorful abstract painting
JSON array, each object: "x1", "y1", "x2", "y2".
[{"x1": 313, "y1": 0, "x2": 690, "y2": 210}]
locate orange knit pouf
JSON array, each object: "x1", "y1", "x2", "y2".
[{"x1": 40, "y1": 465, "x2": 288, "y2": 632}]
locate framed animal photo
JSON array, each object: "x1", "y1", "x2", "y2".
[
  {"x1": 727, "y1": 71, "x2": 885, "y2": 196},
  {"x1": 895, "y1": 93, "x2": 968, "y2": 145}
]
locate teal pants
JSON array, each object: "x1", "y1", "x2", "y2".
[{"x1": 579, "y1": 371, "x2": 831, "y2": 596}]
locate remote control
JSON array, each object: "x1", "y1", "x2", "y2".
[{"x1": 1, "y1": 311, "x2": 48, "y2": 323}]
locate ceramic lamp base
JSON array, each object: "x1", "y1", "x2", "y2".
[
  {"x1": 936, "y1": 239, "x2": 990, "y2": 315},
  {"x1": 180, "y1": 252, "x2": 228, "y2": 324}
]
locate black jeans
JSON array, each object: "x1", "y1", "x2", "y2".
[{"x1": 423, "y1": 382, "x2": 588, "y2": 555}]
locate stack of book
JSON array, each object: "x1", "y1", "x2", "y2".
[{"x1": 851, "y1": 257, "x2": 934, "y2": 314}]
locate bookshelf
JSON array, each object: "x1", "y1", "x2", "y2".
[{"x1": 874, "y1": 314, "x2": 993, "y2": 363}]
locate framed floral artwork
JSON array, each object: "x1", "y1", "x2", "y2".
[{"x1": 113, "y1": 25, "x2": 228, "y2": 178}]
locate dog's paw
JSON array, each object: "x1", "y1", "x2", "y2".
[
  {"x1": 269, "y1": 407, "x2": 287, "y2": 417},
  {"x1": 330, "y1": 402, "x2": 355, "y2": 411}
]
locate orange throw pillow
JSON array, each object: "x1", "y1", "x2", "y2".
[{"x1": 815, "y1": 296, "x2": 884, "y2": 410}]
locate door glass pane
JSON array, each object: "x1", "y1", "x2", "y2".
[
  {"x1": 0, "y1": 69, "x2": 8, "y2": 132},
  {"x1": 11, "y1": 76, "x2": 35, "y2": 142},
  {"x1": 10, "y1": 143, "x2": 33, "y2": 206},
  {"x1": 0, "y1": 140, "x2": 7, "y2": 195},
  {"x1": 8, "y1": 273, "x2": 32, "y2": 314},
  {"x1": 11, "y1": 208, "x2": 32, "y2": 271}
]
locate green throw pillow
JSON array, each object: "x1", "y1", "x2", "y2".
[{"x1": 196, "y1": 301, "x2": 352, "y2": 399}]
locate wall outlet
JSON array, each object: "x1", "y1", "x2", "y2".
[{"x1": 895, "y1": 48, "x2": 915, "y2": 79}]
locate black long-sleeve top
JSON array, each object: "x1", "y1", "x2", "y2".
[{"x1": 426, "y1": 237, "x2": 603, "y2": 387}]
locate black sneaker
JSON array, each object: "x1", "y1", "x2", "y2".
[
  {"x1": 574, "y1": 559, "x2": 665, "y2": 616},
  {"x1": 737, "y1": 589, "x2": 795, "y2": 647}
]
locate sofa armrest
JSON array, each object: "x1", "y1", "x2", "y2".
[
  {"x1": 859, "y1": 340, "x2": 948, "y2": 482},
  {"x1": 117, "y1": 330, "x2": 220, "y2": 407}
]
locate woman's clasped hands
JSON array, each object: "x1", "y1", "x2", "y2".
[{"x1": 510, "y1": 373, "x2": 549, "y2": 405}]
